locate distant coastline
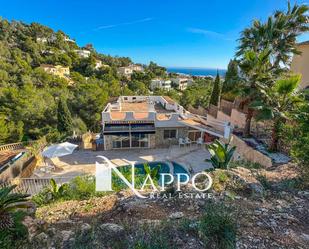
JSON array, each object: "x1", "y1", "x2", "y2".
[{"x1": 167, "y1": 67, "x2": 226, "y2": 77}]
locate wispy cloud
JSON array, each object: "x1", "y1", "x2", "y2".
[
  {"x1": 187, "y1": 28, "x2": 234, "y2": 41},
  {"x1": 94, "y1": 17, "x2": 153, "y2": 31}
]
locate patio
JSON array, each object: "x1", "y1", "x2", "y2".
[{"x1": 32, "y1": 145, "x2": 212, "y2": 179}]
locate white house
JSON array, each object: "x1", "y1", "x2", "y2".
[
  {"x1": 101, "y1": 96, "x2": 231, "y2": 150},
  {"x1": 117, "y1": 67, "x2": 133, "y2": 77},
  {"x1": 74, "y1": 49, "x2": 91, "y2": 58},
  {"x1": 150, "y1": 79, "x2": 172, "y2": 91},
  {"x1": 64, "y1": 36, "x2": 76, "y2": 43},
  {"x1": 117, "y1": 64, "x2": 144, "y2": 77},
  {"x1": 94, "y1": 60, "x2": 102, "y2": 70},
  {"x1": 171, "y1": 77, "x2": 194, "y2": 90}
]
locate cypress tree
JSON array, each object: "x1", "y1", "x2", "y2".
[
  {"x1": 57, "y1": 97, "x2": 73, "y2": 136},
  {"x1": 209, "y1": 71, "x2": 221, "y2": 106},
  {"x1": 223, "y1": 59, "x2": 239, "y2": 93}
]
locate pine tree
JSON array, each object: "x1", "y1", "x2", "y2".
[
  {"x1": 0, "y1": 115, "x2": 9, "y2": 144},
  {"x1": 57, "y1": 97, "x2": 73, "y2": 136},
  {"x1": 209, "y1": 71, "x2": 221, "y2": 106}
]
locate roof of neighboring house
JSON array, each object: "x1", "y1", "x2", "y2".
[
  {"x1": 0, "y1": 150, "x2": 24, "y2": 167},
  {"x1": 163, "y1": 96, "x2": 175, "y2": 105},
  {"x1": 40, "y1": 64, "x2": 55, "y2": 68}
]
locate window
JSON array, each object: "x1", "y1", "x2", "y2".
[{"x1": 164, "y1": 129, "x2": 177, "y2": 139}]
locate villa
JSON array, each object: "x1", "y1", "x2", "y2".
[
  {"x1": 40, "y1": 64, "x2": 70, "y2": 78},
  {"x1": 101, "y1": 96, "x2": 231, "y2": 150},
  {"x1": 150, "y1": 79, "x2": 172, "y2": 91},
  {"x1": 39, "y1": 64, "x2": 74, "y2": 85},
  {"x1": 117, "y1": 64, "x2": 144, "y2": 78},
  {"x1": 171, "y1": 77, "x2": 194, "y2": 90},
  {"x1": 74, "y1": 49, "x2": 91, "y2": 58}
]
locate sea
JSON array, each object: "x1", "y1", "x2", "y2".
[{"x1": 167, "y1": 67, "x2": 226, "y2": 77}]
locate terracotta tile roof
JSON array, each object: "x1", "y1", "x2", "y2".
[
  {"x1": 0, "y1": 150, "x2": 23, "y2": 167},
  {"x1": 40, "y1": 64, "x2": 55, "y2": 68},
  {"x1": 163, "y1": 96, "x2": 175, "y2": 105}
]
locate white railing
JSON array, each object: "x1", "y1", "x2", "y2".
[{"x1": 0, "y1": 177, "x2": 73, "y2": 196}]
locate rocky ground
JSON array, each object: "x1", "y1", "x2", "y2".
[{"x1": 21, "y1": 163, "x2": 309, "y2": 249}]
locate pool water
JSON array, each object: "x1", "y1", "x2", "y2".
[{"x1": 132, "y1": 161, "x2": 189, "y2": 183}]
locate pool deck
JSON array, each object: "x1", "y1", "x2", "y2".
[{"x1": 32, "y1": 145, "x2": 212, "y2": 179}]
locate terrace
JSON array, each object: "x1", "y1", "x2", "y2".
[{"x1": 32, "y1": 145, "x2": 212, "y2": 179}]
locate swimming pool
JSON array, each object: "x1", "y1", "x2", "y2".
[{"x1": 131, "y1": 161, "x2": 189, "y2": 183}]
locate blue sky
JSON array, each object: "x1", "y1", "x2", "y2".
[{"x1": 1, "y1": 0, "x2": 308, "y2": 69}]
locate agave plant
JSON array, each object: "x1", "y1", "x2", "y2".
[
  {"x1": 49, "y1": 178, "x2": 68, "y2": 199},
  {"x1": 0, "y1": 185, "x2": 30, "y2": 230},
  {"x1": 206, "y1": 140, "x2": 236, "y2": 169}
]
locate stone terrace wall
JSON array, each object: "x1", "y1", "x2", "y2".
[
  {"x1": 187, "y1": 106, "x2": 207, "y2": 116},
  {"x1": 227, "y1": 135, "x2": 273, "y2": 168}
]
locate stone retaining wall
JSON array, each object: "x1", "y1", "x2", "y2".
[{"x1": 226, "y1": 135, "x2": 273, "y2": 168}]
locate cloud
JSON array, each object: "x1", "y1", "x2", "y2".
[
  {"x1": 187, "y1": 28, "x2": 234, "y2": 41},
  {"x1": 94, "y1": 17, "x2": 153, "y2": 31}
]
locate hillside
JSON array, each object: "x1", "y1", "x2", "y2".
[{"x1": 0, "y1": 18, "x2": 213, "y2": 145}]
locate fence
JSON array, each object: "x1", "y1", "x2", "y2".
[
  {"x1": 0, "y1": 142, "x2": 25, "y2": 152},
  {"x1": 0, "y1": 177, "x2": 73, "y2": 196}
]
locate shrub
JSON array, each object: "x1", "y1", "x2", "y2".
[
  {"x1": 256, "y1": 174, "x2": 272, "y2": 190},
  {"x1": 199, "y1": 202, "x2": 237, "y2": 249},
  {"x1": 211, "y1": 170, "x2": 231, "y2": 192},
  {"x1": 229, "y1": 159, "x2": 262, "y2": 169},
  {"x1": 66, "y1": 175, "x2": 99, "y2": 200},
  {"x1": 32, "y1": 170, "x2": 147, "y2": 206},
  {"x1": 0, "y1": 185, "x2": 30, "y2": 230},
  {"x1": 0, "y1": 211, "x2": 28, "y2": 249}
]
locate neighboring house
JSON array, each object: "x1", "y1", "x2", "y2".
[
  {"x1": 64, "y1": 36, "x2": 76, "y2": 43},
  {"x1": 36, "y1": 37, "x2": 48, "y2": 43},
  {"x1": 40, "y1": 64, "x2": 70, "y2": 77},
  {"x1": 291, "y1": 40, "x2": 309, "y2": 89},
  {"x1": 117, "y1": 66, "x2": 133, "y2": 77},
  {"x1": 40, "y1": 64, "x2": 73, "y2": 85},
  {"x1": 74, "y1": 49, "x2": 91, "y2": 58},
  {"x1": 94, "y1": 60, "x2": 102, "y2": 70},
  {"x1": 130, "y1": 64, "x2": 144, "y2": 72},
  {"x1": 94, "y1": 60, "x2": 110, "y2": 70},
  {"x1": 171, "y1": 77, "x2": 194, "y2": 90},
  {"x1": 150, "y1": 79, "x2": 172, "y2": 91},
  {"x1": 101, "y1": 96, "x2": 231, "y2": 150},
  {"x1": 117, "y1": 64, "x2": 144, "y2": 77}
]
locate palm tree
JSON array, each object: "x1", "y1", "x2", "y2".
[
  {"x1": 235, "y1": 2, "x2": 308, "y2": 137},
  {"x1": 206, "y1": 139, "x2": 236, "y2": 169},
  {"x1": 237, "y1": 2, "x2": 309, "y2": 68},
  {"x1": 250, "y1": 75, "x2": 303, "y2": 151},
  {"x1": 238, "y1": 49, "x2": 275, "y2": 137},
  {"x1": 0, "y1": 185, "x2": 30, "y2": 230}
]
